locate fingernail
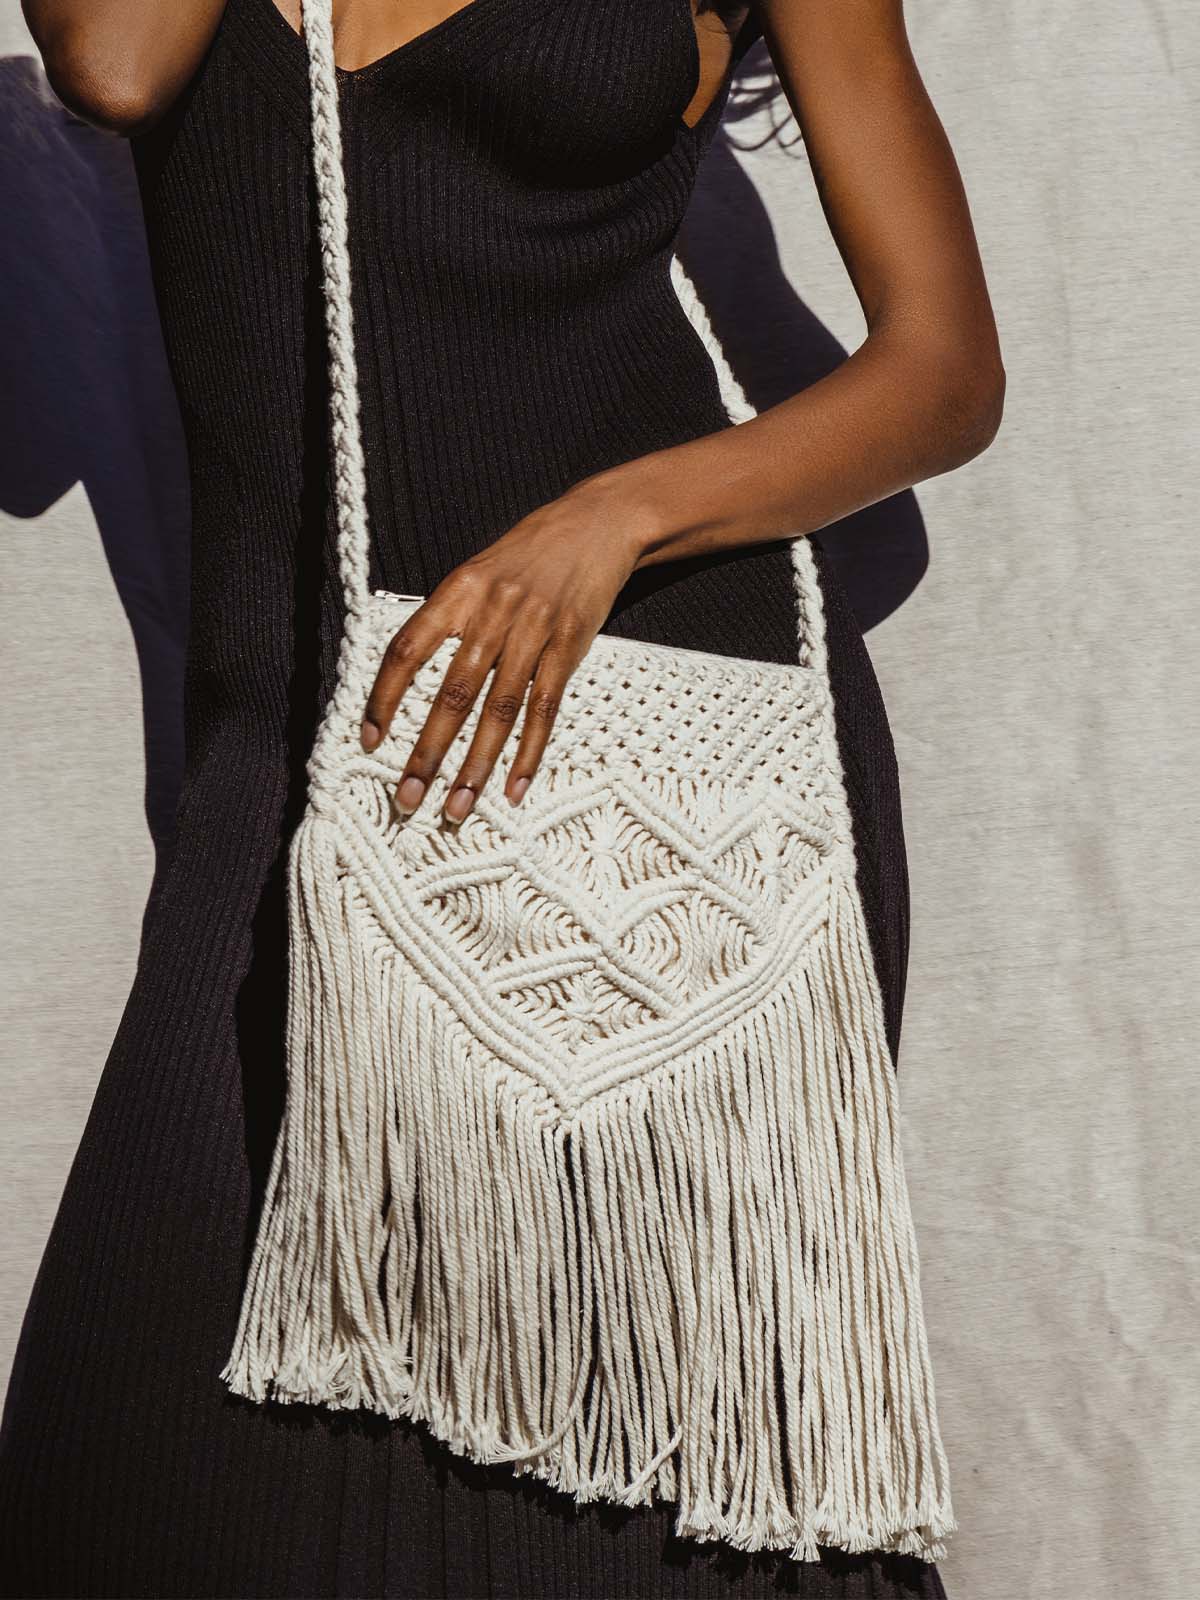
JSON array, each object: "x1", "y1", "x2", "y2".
[
  {"x1": 394, "y1": 776, "x2": 425, "y2": 816},
  {"x1": 507, "y1": 777, "x2": 530, "y2": 806},
  {"x1": 444, "y1": 785, "x2": 476, "y2": 823},
  {"x1": 361, "y1": 718, "x2": 381, "y2": 752}
]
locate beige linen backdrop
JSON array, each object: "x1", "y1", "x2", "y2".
[{"x1": 2, "y1": 4, "x2": 1196, "y2": 1596}]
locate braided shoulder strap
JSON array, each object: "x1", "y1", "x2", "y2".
[{"x1": 303, "y1": 0, "x2": 372, "y2": 617}]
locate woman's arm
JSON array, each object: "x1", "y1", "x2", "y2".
[
  {"x1": 22, "y1": 0, "x2": 227, "y2": 134},
  {"x1": 620, "y1": 0, "x2": 1006, "y2": 571},
  {"x1": 365, "y1": 0, "x2": 1004, "y2": 825}
]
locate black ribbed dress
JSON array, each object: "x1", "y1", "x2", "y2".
[{"x1": 0, "y1": 2, "x2": 946, "y2": 1595}]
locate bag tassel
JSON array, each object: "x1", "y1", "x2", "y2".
[{"x1": 221, "y1": 800, "x2": 955, "y2": 1563}]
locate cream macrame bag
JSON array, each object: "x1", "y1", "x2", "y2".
[{"x1": 221, "y1": 0, "x2": 956, "y2": 1564}]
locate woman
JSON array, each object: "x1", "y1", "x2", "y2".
[{"x1": 1, "y1": 1, "x2": 1002, "y2": 1595}]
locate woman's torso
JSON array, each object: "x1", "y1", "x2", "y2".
[{"x1": 130, "y1": 0, "x2": 801, "y2": 810}]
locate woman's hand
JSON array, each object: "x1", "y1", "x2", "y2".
[{"x1": 360, "y1": 472, "x2": 650, "y2": 825}]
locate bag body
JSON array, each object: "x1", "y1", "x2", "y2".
[{"x1": 221, "y1": 0, "x2": 956, "y2": 1564}]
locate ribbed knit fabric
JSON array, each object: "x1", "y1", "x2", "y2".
[{"x1": 0, "y1": 2, "x2": 942, "y2": 1594}]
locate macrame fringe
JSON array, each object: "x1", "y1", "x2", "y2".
[{"x1": 220, "y1": 808, "x2": 956, "y2": 1564}]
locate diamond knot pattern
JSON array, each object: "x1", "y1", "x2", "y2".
[{"x1": 307, "y1": 595, "x2": 850, "y2": 1099}]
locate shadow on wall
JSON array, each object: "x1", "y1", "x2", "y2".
[
  {"x1": 678, "y1": 44, "x2": 928, "y2": 633},
  {"x1": 0, "y1": 43, "x2": 924, "y2": 932},
  {"x1": 0, "y1": 54, "x2": 190, "y2": 929}
]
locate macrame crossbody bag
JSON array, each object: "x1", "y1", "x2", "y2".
[{"x1": 221, "y1": 0, "x2": 956, "y2": 1564}]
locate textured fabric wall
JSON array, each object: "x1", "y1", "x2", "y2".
[{"x1": 2, "y1": 4, "x2": 1196, "y2": 1597}]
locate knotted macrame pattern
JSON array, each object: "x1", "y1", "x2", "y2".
[{"x1": 220, "y1": 0, "x2": 957, "y2": 1565}]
